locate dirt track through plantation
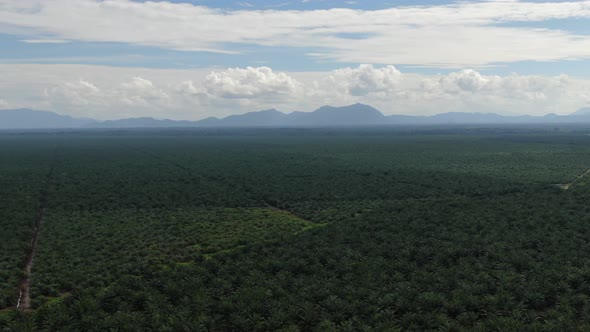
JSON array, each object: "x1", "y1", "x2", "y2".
[
  {"x1": 17, "y1": 145, "x2": 57, "y2": 311},
  {"x1": 17, "y1": 207, "x2": 47, "y2": 310},
  {"x1": 559, "y1": 168, "x2": 590, "y2": 191}
]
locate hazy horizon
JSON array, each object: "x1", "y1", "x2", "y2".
[{"x1": 2, "y1": 103, "x2": 590, "y2": 123}]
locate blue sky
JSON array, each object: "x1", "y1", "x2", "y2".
[
  {"x1": 134, "y1": 0, "x2": 586, "y2": 10},
  {"x1": 5, "y1": 33, "x2": 590, "y2": 77},
  {"x1": 134, "y1": 0, "x2": 438, "y2": 10},
  {"x1": 1, "y1": 0, "x2": 590, "y2": 75},
  {"x1": 1, "y1": 0, "x2": 590, "y2": 119}
]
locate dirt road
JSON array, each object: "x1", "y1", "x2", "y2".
[{"x1": 17, "y1": 145, "x2": 56, "y2": 311}]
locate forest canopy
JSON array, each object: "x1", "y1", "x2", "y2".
[{"x1": 2, "y1": 127, "x2": 590, "y2": 330}]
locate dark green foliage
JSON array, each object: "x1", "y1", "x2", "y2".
[
  {"x1": 0, "y1": 137, "x2": 54, "y2": 309},
  {"x1": 31, "y1": 207, "x2": 318, "y2": 304},
  {"x1": 3, "y1": 127, "x2": 590, "y2": 330}
]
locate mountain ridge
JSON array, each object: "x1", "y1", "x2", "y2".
[
  {"x1": 3, "y1": 104, "x2": 590, "y2": 129},
  {"x1": 0, "y1": 108, "x2": 95, "y2": 129}
]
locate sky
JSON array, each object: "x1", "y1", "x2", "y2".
[{"x1": 1, "y1": 0, "x2": 590, "y2": 120}]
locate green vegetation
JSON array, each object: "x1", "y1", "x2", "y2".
[
  {"x1": 0, "y1": 137, "x2": 53, "y2": 309},
  {"x1": 31, "y1": 207, "x2": 319, "y2": 306},
  {"x1": 2, "y1": 127, "x2": 590, "y2": 330}
]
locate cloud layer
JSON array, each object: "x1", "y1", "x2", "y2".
[
  {"x1": 1, "y1": 64, "x2": 589, "y2": 120},
  {"x1": 1, "y1": 0, "x2": 590, "y2": 67}
]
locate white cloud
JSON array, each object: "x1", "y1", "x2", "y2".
[
  {"x1": 0, "y1": 98, "x2": 8, "y2": 108},
  {"x1": 1, "y1": 64, "x2": 590, "y2": 120},
  {"x1": 119, "y1": 77, "x2": 169, "y2": 106},
  {"x1": 46, "y1": 80, "x2": 103, "y2": 107},
  {"x1": 325, "y1": 64, "x2": 401, "y2": 96},
  {"x1": 237, "y1": 2, "x2": 254, "y2": 7},
  {"x1": 440, "y1": 70, "x2": 492, "y2": 93},
  {"x1": 20, "y1": 39, "x2": 69, "y2": 44},
  {"x1": 2, "y1": 0, "x2": 590, "y2": 67},
  {"x1": 433, "y1": 70, "x2": 571, "y2": 102},
  {"x1": 307, "y1": 65, "x2": 590, "y2": 116},
  {"x1": 44, "y1": 76, "x2": 172, "y2": 118},
  {"x1": 177, "y1": 80, "x2": 202, "y2": 96},
  {"x1": 203, "y1": 66, "x2": 302, "y2": 99}
]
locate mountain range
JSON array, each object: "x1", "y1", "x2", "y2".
[
  {"x1": 2, "y1": 104, "x2": 590, "y2": 129},
  {"x1": 0, "y1": 109, "x2": 96, "y2": 129}
]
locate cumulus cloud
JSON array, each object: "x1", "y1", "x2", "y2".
[
  {"x1": 46, "y1": 79, "x2": 103, "y2": 106},
  {"x1": 2, "y1": 0, "x2": 590, "y2": 67},
  {"x1": 43, "y1": 76, "x2": 172, "y2": 118},
  {"x1": 440, "y1": 70, "x2": 492, "y2": 93},
  {"x1": 177, "y1": 80, "x2": 202, "y2": 96},
  {"x1": 433, "y1": 70, "x2": 570, "y2": 102},
  {"x1": 2, "y1": 64, "x2": 590, "y2": 119},
  {"x1": 203, "y1": 67, "x2": 302, "y2": 99},
  {"x1": 325, "y1": 64, "x2": 401, "y2": 96},
  {"x1": 0, "y1": 98, "x2": 8, "y2": 108},
  {"x1": 119, "y1": 77, "x2": 169, "y2": 106},
  {"x1": 309, "y1": 65, "x2": 589, "y2": 115}
]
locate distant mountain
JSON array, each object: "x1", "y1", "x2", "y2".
[
  {"x1": 203, "y1": 109, "x2": 287, "y2": 127},
  {"x1": 87, "y1": 117, "x2": 197, "y2": 128},
  {"x1": 430, "y1": 112, "x2": 515, "y2": 124},
  {"x1": 5, "y1": 105, "x2": 590, "y2": 129},
  {"x1": 196, "y1": 105, "x2": 558, "y2": 127},
  {"x1": 194, "y1": 117, "x2": 221, "y2": 126},
  {"x1": 388, "y1": 112, "x2": 537, "y2": 125},
  {"x1": 571, "y1": 107, "x2": 590, "y2": 116},
  {"x1": 291, "y1": 104, "x2": 385, "y2": 126},
  {"x1": 385, "y1": 109, "x2": 590, "y2": 125},
  {"x1": 0, "y1": 109, "x2": 95, "y2": 129},
  {"x1": 195, "y1": 103, "x2": 386, "y2": 127}
]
